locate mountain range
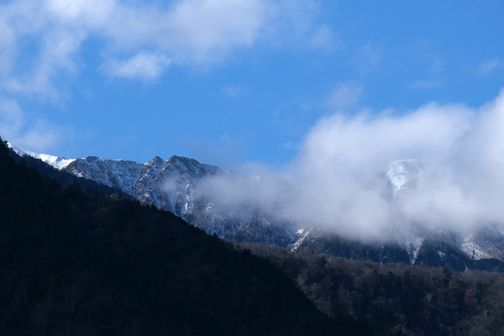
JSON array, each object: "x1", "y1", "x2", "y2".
[{"x1": 11, "y1": 145, "x2": 504, "y2": 272}]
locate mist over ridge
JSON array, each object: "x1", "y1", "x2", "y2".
[
  {"x1": 267, "y1": 88, "x2": 504, "y2": 240},
  {"x1": 200, "y1": 89, "x2": 504, "y2": 242}
]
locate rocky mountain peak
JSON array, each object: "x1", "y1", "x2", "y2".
[
  {"x1": 167, "y1": 155, "x2": 223, "y2": 177},
  {"x1": 148, "y1": 156, "x2": 165, "y2": 165}
]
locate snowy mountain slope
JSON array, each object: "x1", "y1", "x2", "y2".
[
  {"x1": 65, "y1": 156, "x2": 144, "y2": 196},
  {"x1": 9, "y1": 144, "x2": 75, "y2": 170}
]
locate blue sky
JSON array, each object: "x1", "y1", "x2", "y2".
[{"x1": 1, "y1": 0, "x2": 504, "y2": 171}]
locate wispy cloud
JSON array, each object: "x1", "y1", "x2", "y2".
[
  {"x1": 0, "y1": 0, "x2": 335, "y2": 98},
  {"x1": 101, "y1": 51, "x2": 171, "y2": 80},
  {"x1": 478, "y1": 59, "x2": 504, "y2": 76},
  {"x1": 262, "y1": 0, "x2": 337, "y2": 51}
]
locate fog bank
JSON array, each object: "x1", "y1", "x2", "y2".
[
  {"x1": 285, "y1": 90, "x2": 504, "y2": 239},
  {"x1": 197, "y1": 90, "x2": 504, "y2": 241}
]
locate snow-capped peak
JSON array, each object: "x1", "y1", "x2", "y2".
[{"x1": 387, "y1": 159, "x2": 422, "y2": 197}]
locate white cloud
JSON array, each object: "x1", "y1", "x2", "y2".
[
  {"x1": 0, "y1": 0, "x2": 333, "y2": 99},
  {"x1": 299, "y1": 103, "x2": 473, "y2": 170},
  {"x1": 190, "y1": 93, "x2": 491, "y2": 241},
  {"x1": 0, "y1": 0, "x2": 334, "y2": 153},
  {"x1": 102, "y1": 51, "x2": 171, "y2": 80},
  {"x1": 278, "y1": 90, "x2": 504, "y2": 240},
  {"x1": 163, "y1": 0, "x2": 268, "y2": 63},
  {"x1": 396, "y1": 94, "x2": 504, "y2": 232},
  {"x1": 185, "y1": 89, "x2": 504, "y2": 242},
  {"x1": 46, "y1": 0, "x2": 114, "y2": 25}
]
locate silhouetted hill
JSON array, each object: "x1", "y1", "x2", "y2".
[{"x1": 0, "y1": 138, "x2": 371, "y2": 336}]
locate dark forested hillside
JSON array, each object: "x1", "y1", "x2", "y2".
[
  {"x1": 0, "y1": 138, "x2": 371, "y2": 336},
  {"x1": 239, "y1": 242, "x2": 504, "y2": 336}
]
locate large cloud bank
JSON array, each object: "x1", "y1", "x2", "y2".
[
  {"x1": 196, "y1": 90, "x2": 504, "y2": 241},
  {"x1": 287, "y1": 90, "x2": 504, "y2": 239}
]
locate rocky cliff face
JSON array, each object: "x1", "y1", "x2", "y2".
[{"x1": 62, "y1": 154, "x2": 297, "y2": 246}]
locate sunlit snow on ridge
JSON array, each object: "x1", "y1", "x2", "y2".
[{"x1": 7, "y1": 143, "x2": 75, "y2": 169}]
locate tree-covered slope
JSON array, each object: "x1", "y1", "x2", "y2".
[
  {"x1": 239, "y1": 242, "x2": 504, "y2": 336},
  {"x1": 0, "y1": 138, "x2": 370, "y2": 336}
]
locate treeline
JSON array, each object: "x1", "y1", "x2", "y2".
[
  {"x1": 237, "y1": 242, "x2": 504, "y2": 336},
  {"x1": 0, "y1": 138, "x2": 372, "y2": 336}
]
